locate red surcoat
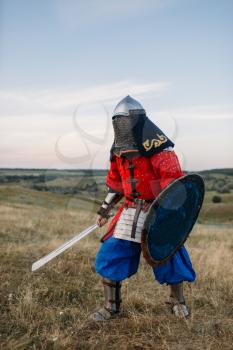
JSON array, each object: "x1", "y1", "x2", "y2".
[{"x1": 102, "y1": 150, "x2": 184, "y2": 240}]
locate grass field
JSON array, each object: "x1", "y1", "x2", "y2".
[{"x1": 0, "y1": 170, "x2": 233, "y2": 349}]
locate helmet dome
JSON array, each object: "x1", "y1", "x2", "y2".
[{"x1": 112, "y1": 95, "x2": 145, "y2": 118}]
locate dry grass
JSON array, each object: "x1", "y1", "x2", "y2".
[{"x1": 0, "y1": 201, "x2": 233, "y2": 350}]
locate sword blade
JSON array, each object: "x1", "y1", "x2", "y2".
[{"x1": 32, "y1": 223, "x2": 98, "y2": 272}]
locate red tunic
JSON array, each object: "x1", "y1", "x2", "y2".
[{"x1": 102, "y1": 150, "x2": 184, "y2": 241}]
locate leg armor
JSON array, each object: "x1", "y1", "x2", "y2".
[
  {"x1": 168, "y1": 283, "x2": 190, "y2": 318},
  {"x1": 91, "y1": 278, "x2": 121, "y2": 321},
  {"x1": 103, "y1": 279, "x2": 121, "y2": 313},
  {"x1": 170, "y1": 283, "x2": 185, "y2": 303}
]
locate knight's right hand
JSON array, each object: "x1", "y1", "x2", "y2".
[{"x1": 97, "y1": 215, "x2": 108, "y2": 227}]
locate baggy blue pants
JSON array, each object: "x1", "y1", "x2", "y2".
[{"x1": 95, "y1": 236, "x2": 196, "y2": 284}]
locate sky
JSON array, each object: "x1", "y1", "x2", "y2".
[{"x1": 0, "y1": 0, "x2": 232, "y2": 170}]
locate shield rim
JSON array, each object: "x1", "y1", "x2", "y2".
[{"x1": 141, "y1": 173, "x2": 205, "y2": 267}]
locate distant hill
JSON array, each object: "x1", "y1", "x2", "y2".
[
  {"x1": 1, "y1": 167, "x2": 233, "y2": 175},
  {"x1": 197, "y1": 168, "x2": 233, "y2": 176},
  {"x1": 0, "y1": 168, "x2": 232, "y2": 224},
  {"x1": 0, "y1": 168, "x2": 233, "y2": 196}
]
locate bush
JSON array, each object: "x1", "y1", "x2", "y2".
[
  {"x1": 214, "y1": 179, "x2": 230, "y2": 193},
  {"x1": 212, "y1": 195, "x2": 222, "y2": 203},
  {"x1": 216, "y1": 186, "x2": 230, "y2": 194}
]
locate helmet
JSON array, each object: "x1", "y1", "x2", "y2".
[
  {"x1": 112, "y1": 95, "x2": 145, "y2": 118},
  {"x1": 110, "y1": 95, "x2": 174, "y2": 158}
]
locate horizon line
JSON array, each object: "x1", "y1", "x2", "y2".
[{"x1": 0, "y1": 167, "x2": 232, "y2": 173}]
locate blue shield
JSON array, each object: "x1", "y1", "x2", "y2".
[{"x1": 141, "y1": 174, "x2": 205, "y2": 267}]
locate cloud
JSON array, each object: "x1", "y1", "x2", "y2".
[
  {"x1": 156, "y1": 104, "x2": 233, "y2": 120},
  {"x1": 0, "y1": 80, "x2": 232, "y2": 170},
  {"x1": 0, "y1": 80, "x2": 171, "y2": 117},
  {"x1": 0, "y1": 79, "x2": 170, "y2": 168}
]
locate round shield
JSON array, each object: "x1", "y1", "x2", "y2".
[{"x1": 141, "y1": 174, "x2": 205, "y2": 267}]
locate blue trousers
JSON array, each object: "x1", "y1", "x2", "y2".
[{"x1": 95, "y1": 236, "x2": 196, "y2": 284}]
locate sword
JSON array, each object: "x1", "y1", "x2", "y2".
[{"x1": 32, "y1": 223, "x2": 99, "y2": 272}]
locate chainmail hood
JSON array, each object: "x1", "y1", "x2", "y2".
[{"x1": 111, "y1": 111, "x2": 174, "y2": 159}]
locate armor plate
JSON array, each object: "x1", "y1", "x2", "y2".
[{"x1": 113, "y1": 207, "x2": 147, "y2": 243}]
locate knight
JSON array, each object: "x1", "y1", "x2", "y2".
[{"x1": 91, "y1": 95, "x2": 196, "y2": 321}]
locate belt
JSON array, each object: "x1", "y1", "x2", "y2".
[{"x1": 125, "y1": 197, "x2": 154, "y2": 205}]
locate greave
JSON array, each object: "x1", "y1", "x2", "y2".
[
  {"x1": 170, "y1": 283, "x2": 185, "y2": 303},
  {"x1": 102, "y1": 278, "x2": 121, "y2": 314},
  {"x1": 169, "y1": 283, "x2": 189, "y2": 318}
]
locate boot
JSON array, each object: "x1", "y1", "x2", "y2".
[
  {"x1": 168, "y1": 283, "x2": 190, "y2": 318},
  {"x1": 90, "y1": 278, "x2": 121, "y2": 321}
]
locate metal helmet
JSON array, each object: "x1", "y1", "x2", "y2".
[
  {"x1": 112, "y1": 95, "x2": 145, "y2": 118},
  {"x1": 110, "y1": 95, "x2": 174, "y2": 158}
]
